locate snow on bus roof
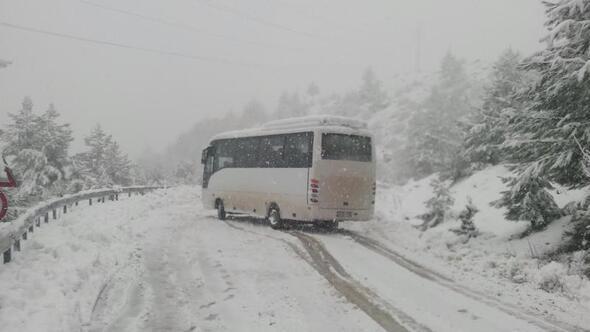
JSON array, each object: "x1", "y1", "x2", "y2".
[
  {"x1": 262, "y1": 115, "x2": 367, "y2": 130},
  {"x1": 211, "y1": 115, "x2": 369, "y2": 141}
]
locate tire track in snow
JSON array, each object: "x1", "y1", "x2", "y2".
[
  {"x1": 222, "y1": 218, "x2": 428, "y2": 332},
  {"x1": 336, "y1": 229, "x2": 585, "y2": 332},
  {"x1": 287, "y1": 230, "x2": 430, "y2": 332},
  {"x1": 87, "y1": 251, "x2": 147, "y2": 332}
]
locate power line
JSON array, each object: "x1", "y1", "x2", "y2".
[
  {"x1": 0, "y1": 21, "x2": 262, "y2": 66},
  {"x1": 258, "y1": 0, "x2": 377, "y2": 36},
  {"x1": 193, "y1": 0, "x2": 325, "y2": 41},
  {"x1": 79, "y1": 0, "x2": 303, "y2": 51}
]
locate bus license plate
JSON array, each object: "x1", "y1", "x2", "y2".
[{"x1": 336, "y1": 211, "x2": 353, "y2": 219}]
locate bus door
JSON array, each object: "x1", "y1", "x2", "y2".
[{"x1": 201, "y1": 146, "x2": 215, "y2": 188}]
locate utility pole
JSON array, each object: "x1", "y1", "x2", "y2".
[{"x1": 414, "y1": 24, "x2": 422, "y2": 73}]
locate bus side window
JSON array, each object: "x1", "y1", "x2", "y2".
[
  {"x1": 285, "y1": 133, "x2": 312, "y2": 168},
  {"x1": 235, "y1": 137, "x2": 259, "y2": 168},
  {"x1": 260, "y1": 135, "x2": 285, "y2": 168},
  {"x1": 215, "y1": 140, "x2": 235, "y2": 171}
]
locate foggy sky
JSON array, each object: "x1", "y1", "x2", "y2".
[{"x1": 0, "y1": 0, "x2": 546, "y2": 158}]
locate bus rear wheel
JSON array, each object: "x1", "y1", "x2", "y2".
[
  {"x1": 319, "y1": 220, "x2": 339, "y2": 231},
  {"x1": 216, "y1": 200, "x2": 226, "y2": 220},
  {"x1": 268, "y1": 207, "x2": 283, "y2": 230}
]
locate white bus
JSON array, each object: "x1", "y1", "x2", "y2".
[{"x1": 201, "y1": 116, "x2": 376, "y2": 229}]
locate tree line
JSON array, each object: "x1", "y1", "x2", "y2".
[
  {"x1": 146, "y1": 0, "x2": 590, "y2": 250},
  {"x1": 0, "y1": 97, "x2": 144, "y2": 221}
]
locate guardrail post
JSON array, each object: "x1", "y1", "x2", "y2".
[
  {"x1": 63, "y1": 205, "x2": 67, "y2": 214},
  {"x1": 3, "y1": 249, "x2": 11, "y2": 264},
  {"x1": 36, "y1": 217, "x2": 40, "y2": 227},
  {"x1": 102, "y1": 197, "x2": 105, "y2": 203},
  {"x1": 45, "y1": 212, "x2": 49, "y2": 223},
  {"x1": 52, "y1": 209, "x2": 57, "y2": 220},
  {"x1": 89, "y1": 198, "x2": 93, "y2": 206}
]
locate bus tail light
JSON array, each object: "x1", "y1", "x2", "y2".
[{"x1": 310, "y1": 178, "x2": 320, "y2": 203}]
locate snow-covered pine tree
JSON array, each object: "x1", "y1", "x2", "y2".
[
  {"x1": 104, "y1": 140, "x2": 132, "y2": 186},
  {"x1": 275, "y1": 92, "x2": 309, "y2": 119},
  {"x1": 37, "y1": 103, "x2": 73, "y2": 174},
  {"x1": 405, "y1": 53, "x2": 474, "y2": 178},
  {"x1": 452, "y1": 198, "x2": 480, "y2": 239},
  {"x1": 1, "y1": 98, "x2": 74, "y2": 202},
  {"x1": 74, "y1": 125, "x2": 132, "y2": 188},
  {"x1": 74, "y1": 125, "x2": 109, "y2": 187},
  {"x1": 505, "y1": 0, "x2": 590, "y2": 185},
  {"x1": 324, "y1": 68, "x2": 390, "y2": 119},
  {"x1": 240, "y1": 99, "x2": 268, "y2": 127},
  {"x1": 463, "y1": 49, "x2": 530, "y2": 166},
  {"x1": 3, "y1": 97, "x2": 38, "y2": 155},
  {"x1": 420, "y1": 177, "x2": 454, "y2": 230},
  {"x1": 358, "y1": 67, "x2": 390, "y2": 114},
  {"x1": 174, "y1": 160, "x2": 198, "y2": 184},
  {"x1": 306, "y1": 82, "x2": 320, "y2": 99},
  {"x1": 499, "y1": 0, "x2": 590, "y2": 231},
  {"x1": 497, "y1": 168, "x2": 562, "y2": 232}
]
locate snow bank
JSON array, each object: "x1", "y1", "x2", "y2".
[
  {"x1": 0, "y1": 188, "x2": 174, "y2": 331},
  {"x1": 344, "y1": 165, "x2": 590, "y2": 327}
]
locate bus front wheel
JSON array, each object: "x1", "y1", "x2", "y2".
[
  {"x1": 216, "y1": 200, "x2": 226, "y2": 220},
  {"x1": 268, "y1": 207, "x2": 283, "y2": 230}
]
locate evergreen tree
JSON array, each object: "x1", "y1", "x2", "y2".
[
  {"x1": 452, "y1": 198, "x2": 480, "y2": 239},
  {"x1": 240, "y1": 99, "x2": 268, "y2": 126},
  {"x1": 420, "y1": 177, "x2": 454, "y2": 230},
  {"x1": 505, "y1": 1, "x2": 590, "y2": 187},
  {"x1": 498, "y1": 0, "x2": 590, "y2": 231},
  {"x1": 306, "y1": 82, "x2": 320, "y2": 98},
  {"x1": 327, "y1": 68, "x2": 390, "y2": 119},
  {"x1": 497, "y1": 170, "x2": 562, "y2": 232},
  {"x1": 74, "y1": 125, "x2": 132, "y2": 187},
  {"x1": 359, "y1": 67, "x2": 390, "y2": 113},
  {"x1": 276, "y1": 92, "x2": 309, "y2": 119},
  {"x1": 174, "y1": 160, "x2": 198, "y2": 184},
  {"x1": 4, "y1": 97, "x2": 37, "y2": 155},
  {"x1": 1, "y1": 98, "x2": 73, "y2": 200},
  {"x1": 37, "y1": 104, "x2": 73, "y2": 177},
  {"x1": 405, "y1": 53, "x2": 474, "y2": 178},
  {"x1": 463, "y1": 49, "x2": 529, "y2": 166},
  {"x1": 104, "y1": 140, "x2": 132, "y2": 186}
]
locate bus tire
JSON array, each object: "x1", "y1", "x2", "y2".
[
  {"x1": 268, "y1": 206, "x2": 282, "y2": 230},
  {"x1": 320, "y1": 220, "x2": 339, "y2": 231},
  {"x1": 216, "y1": 199, "x2": 226, "y2": 220}
]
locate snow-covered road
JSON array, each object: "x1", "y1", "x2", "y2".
[{"x1": 0, "y1": 187, "x2": 580, "y2": 332}]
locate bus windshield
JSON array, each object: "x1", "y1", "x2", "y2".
[{"x1": 321, "y1": 133, "x2": 372, "y2": 162}]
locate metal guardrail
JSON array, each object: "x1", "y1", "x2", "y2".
[{"x1": 0, "y1": 186, "x2": 162, "y2": 264}]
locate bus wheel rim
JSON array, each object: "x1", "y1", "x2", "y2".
[{"x1": 269, "y1": 210, "x2": 279, "y2": 225}]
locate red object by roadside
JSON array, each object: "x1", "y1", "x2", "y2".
[{"x1": 0, "y1": 167, "x2": 17, "y2": 221}]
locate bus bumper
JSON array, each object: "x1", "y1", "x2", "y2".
[{"x1": 310, "y1": 207, "x2": 374, "y2": 222}]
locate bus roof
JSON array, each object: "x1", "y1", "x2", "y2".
[{"x1": 210, "y1": 115, "x2": 370, "y2": 141}]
